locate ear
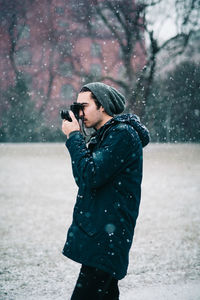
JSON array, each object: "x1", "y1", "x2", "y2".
[
  {"x1": 101, "y1": 106, "x2": 111, "y2": 117},
  {"x1": 100, "y1": 106, "x2": 105, "y2": 112}
]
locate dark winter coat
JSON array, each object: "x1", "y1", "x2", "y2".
[{"x1": 62, "y1": 114, "x2": 150, "y2": 280}]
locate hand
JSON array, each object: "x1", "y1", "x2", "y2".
[{"x1": 62, "y1": 111, "x2": 80, "y2": 138}]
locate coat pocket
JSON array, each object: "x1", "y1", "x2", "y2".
[{"x1": 74, "y1": 212, "x2": 98, "y2": 237}]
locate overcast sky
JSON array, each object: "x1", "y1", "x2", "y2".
[{"x1": 146, "y1": 0, "x2": 177, "y2": 42}]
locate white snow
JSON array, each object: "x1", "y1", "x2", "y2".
[{"x1": 0, "y1": 143, "x2": 200, "y2": 299}]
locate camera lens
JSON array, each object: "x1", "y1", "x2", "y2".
[{"x1": 60, "y1": 110, "x2": 71, "y2": 121}]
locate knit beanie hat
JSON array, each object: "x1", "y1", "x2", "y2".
[{"x1": 82, "y1": 82, "x2": 126, "y2": 116}]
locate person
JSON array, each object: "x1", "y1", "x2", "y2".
[{"x1": 61, "y1": 82, "x2": 150, "y2": 300}]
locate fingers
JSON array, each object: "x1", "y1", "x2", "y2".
[
  {"x1": 61, "y1": 110, "x2": 80, "y2": 137},
  {"x1": 69, "y1": 110, "x2": 76, "y2": 121},
  {"x1": 62, "y1": 111, "x2": 75, "y2": 123}
]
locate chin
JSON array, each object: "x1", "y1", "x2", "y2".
[
  {"x1": 84, "y1": 122, "x2": 89, "y2": 128},
  {"x1": 85, "y1": 124, "x2": 92, "y2": 128},
  {"x1": 84, "y1": 121, "x2": 93, "y2": 128},
  {"x1": 84, "y1": 121, "x2": 95, "y2": 129}
]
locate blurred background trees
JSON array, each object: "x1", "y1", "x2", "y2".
[
  {"x1": 146, "y1": 60, "x2": 200, "y2": 142},
  {"x1": 0, "y1": 0, "x2": 199, "y2": 142}
]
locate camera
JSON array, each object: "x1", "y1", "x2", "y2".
[{"x1": 60, "y1": 102, "x2": 84, "y2": 122}]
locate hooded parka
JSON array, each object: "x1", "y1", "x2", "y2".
[{"x1": 62, "y1": 114, "x2": 150, "y2": 280}]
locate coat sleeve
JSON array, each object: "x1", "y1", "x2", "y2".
[
  {"x1": 66, "y1": 126, "x2": 141, "y2": 189},
  {"x1": 65, "y1": 131, "x2": 82, "y2": 186}
]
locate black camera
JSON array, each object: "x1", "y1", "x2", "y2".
[{"x1": 60, "y1": 102, "x2": 84, "y2": 122}]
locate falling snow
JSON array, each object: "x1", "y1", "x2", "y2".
[{"x1": 0, "y1": 143, "x2": 200, "y2": 299}]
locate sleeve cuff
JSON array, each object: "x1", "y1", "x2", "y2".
[
  {"x1": 68, "y1": 130, "x2": 80, "y2": 139},
  {"x1": 65, "y1": 131, "x2": 83, "y2": 147}
]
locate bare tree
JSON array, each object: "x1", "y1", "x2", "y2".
[
  {"x1": 1, "y1": 0, "x2": 199, "y2": 121},
  {"x1": 67, "y1": 0, "x2": 147, "y2": 110},
  {"x1": 64, "y1": 0, "x2": 199, "y2": 116},
  {"x1": 0, "y1": 0, "x2": 65, "y2": 117},
  {"x1": 0, "y1": 0, "x2": 35, "y2": 78}
]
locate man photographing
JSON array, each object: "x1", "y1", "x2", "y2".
[{"x1": 62, "y1": 82, "x2": 150, "y2": 299}]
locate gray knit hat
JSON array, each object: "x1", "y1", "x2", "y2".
[{"x1": 82, "y1": 82, "x2": 126, "y2": 116}]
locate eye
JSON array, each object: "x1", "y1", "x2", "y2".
[{"x1": 82, "y1": 103, "x2": 88, "y2": 109}]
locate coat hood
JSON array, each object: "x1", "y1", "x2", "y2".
[{"x1": 112, "y1": 114, "x2": 150, "y2": 147}]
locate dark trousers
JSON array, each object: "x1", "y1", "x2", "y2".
[{"x1": 70, "y1": 265, "x2": 119, "y2": 300}]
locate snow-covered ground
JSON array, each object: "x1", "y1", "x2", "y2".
[{"x1": 0, "y1": 143, "x2": 200, "y2": 300}]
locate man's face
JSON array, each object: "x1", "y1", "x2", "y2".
[{"x1": 77, "y1": 91, "x2": 105, "y2": 130}]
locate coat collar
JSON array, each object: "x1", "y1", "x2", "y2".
[
  {"x1": 88, "y1": 118, "x2": 114, "y2": 150},
  {"x1": 88, "y1": 113, "x2": 150, "y2": 149}
]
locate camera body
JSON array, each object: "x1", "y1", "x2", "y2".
[{"x1": 61, "y1": 102, "x2": 84, "y2": 121}]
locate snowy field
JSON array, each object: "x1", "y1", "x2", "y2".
[{"x1": 0, "y1": 143, "x2": 200, "y2": 300}]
